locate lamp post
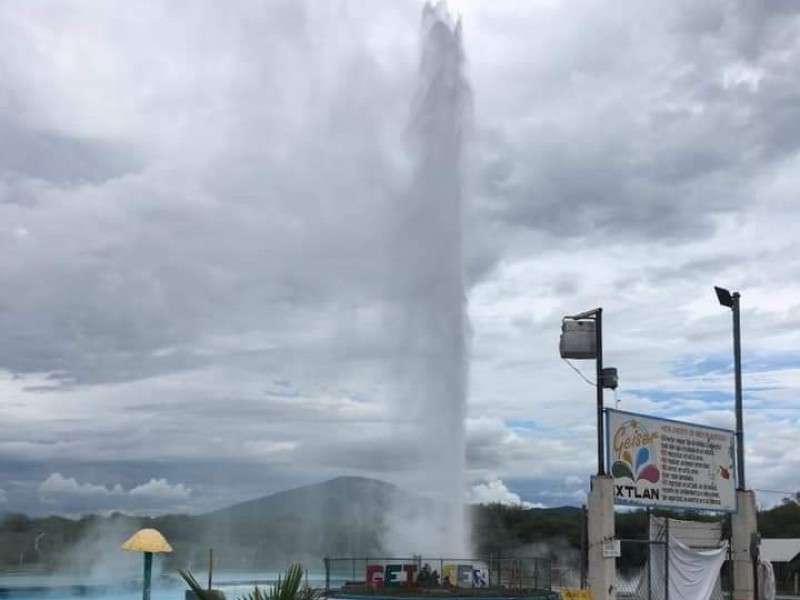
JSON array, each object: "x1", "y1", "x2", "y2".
[
  {"x1": 714, "y1": 286, "x2": 745, "y2": 490},
  {"x1": 122, "y1": 528, "x2": 173, "y2": 600},
  {"x1": 560, "y1": 307, "x2": 609, "y2": 475},
  {"x1": 562, "y1": 307, "x2": 620, "y2": 600}
]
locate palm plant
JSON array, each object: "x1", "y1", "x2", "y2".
[
  {"x1": 179, "y1": 563, "x2": 320, "y2": 600},
  {"x1": 178, "y1": 568, "x2": 227, "y2": 600},
  {"x1": 237, "y1": 564, "x2": 322, "y2": 600}
]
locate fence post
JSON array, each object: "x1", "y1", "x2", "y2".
[
  {"x1": 665, "y1": 519, "x2": 670, "y2": 600},
  {"x1": 646, "y1": 507, "x2": 652, "y2": 600},
  {"x1": 324, "y1": 557, "x2": 330, "y2": 592},
  {"x1": 728, "y1": 521, "x2": 734, "y2": 600},
  {"x1": 581, "y1": 505, "x2": 588, "y2": 589},
  {"x1": 647, "y1": 541, "x2": 652, "y2": 600}
]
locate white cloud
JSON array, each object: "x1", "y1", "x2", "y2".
[
  {"x1": 39, "y1": 473, "x2": 124, "y2": 497},
  {"x1": 129, "y1": 478, "x2": 192, "y2": 502},
  {"x1": 468, "y1": 476, "x2": 544, "y2": 509},
  {"x1": 38, "y1": 473, "x2": 190, "y2": 503}
]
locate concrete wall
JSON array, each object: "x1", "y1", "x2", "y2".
[
  {"x1": 732, "y1": 490, "x2": 758, "y2": 600},
  {"x1": 588, "y1": 475, "x2": 616, "y2": 600}
]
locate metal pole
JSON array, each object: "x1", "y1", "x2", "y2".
[
  {"x1": 580, "y1": 505, "x2": 587, "y2": 589},
  {"x1": 596, "y1": 308, "x2": 605, "y2": 475},
  {"x1": 752, "y1": 534, "x2": 760, "y2": 600},
  {"x1": 729, "y1": 541, "x2": 734, "y2": 600},
  {"x1": 753, "y1": 559, "x2": 759, "y2": 600},
  {"x1": 647, "y1": 507, "x2": 652, "y2": 600},
  {"x1": 727, "y1": 515, "x2": 734, "y2": 600},
  {"x1": 208, "y1": 548, "x2": 213, "y2": 591},
  {"x1": 664, "y1": 519, "x2": 670, "y2": 600},
  {"x1": 142, "y1": 552, "x2": 153, "y2": 600},
  {"x1": 732, "y1": 292, "x2": 745, "y2": 490}
]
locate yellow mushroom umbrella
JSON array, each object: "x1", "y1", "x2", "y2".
[{"x1": 122, "y1": 529, "x2": 173, "y2": 600}]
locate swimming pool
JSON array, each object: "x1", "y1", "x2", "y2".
[{"x1": 0, "y1": 573, "x2": 321, "y2": 600}]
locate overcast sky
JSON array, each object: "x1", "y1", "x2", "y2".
[{"x1": 1, "y1": 0, "x2": 799, "y2": 518}]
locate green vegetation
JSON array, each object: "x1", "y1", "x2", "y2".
[
  {"x1": 1, "y1": 484, "x2": 798, "y2": 574},
  {"x1": 235, "y1": 564, "x2": 322, "y2": 600},
  {"x1": 472, "y1": 497, "x2": 800, "y2": 571},
  {"x1": 179, "y1": 564, "x2": 322, "y2": 600},
  {"x1": 178, "y1": 569, "x2": 226, "y2": 600},
  {"x1": 758, "y1": 494, "x2": 800, "y2": 538}
]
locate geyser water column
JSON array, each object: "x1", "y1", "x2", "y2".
[{"x1": 387, "y1": 1, "x2": 471, "y2": 557}]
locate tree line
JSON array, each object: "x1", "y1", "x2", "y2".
[{"x1": 1, "y1": 496, "x2": 798, "y2": 574}]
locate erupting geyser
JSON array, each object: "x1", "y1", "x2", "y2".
[{"x1": 387, "y1": 1, "x2": 471, "y2": 557}]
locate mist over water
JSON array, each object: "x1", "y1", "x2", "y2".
[{"x1": 385, "y1": 1, "x2": 471, "y2": 557}]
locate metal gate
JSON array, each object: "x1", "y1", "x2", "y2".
[
  {"x1": 616, "y1": 517, "x2": 734, "y2": 600},
  {"x1": 616, "y1": 539, "x2": 668, "y2": 600}
]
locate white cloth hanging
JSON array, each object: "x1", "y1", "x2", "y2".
[
  {"x1": 639, "y1": 516, "x2": 728, "y2": 600},
  {"x1": 759, "y1": 558, "x2": 776, "y2": 600},
  {"x1": 665, "y1": 536, "x2": 729, "y2": 600}
]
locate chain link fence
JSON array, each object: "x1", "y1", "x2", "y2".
[
  {"x1": 616, "y1": 539, "x2": 667, "y2": 600},
  {"x1": 323, "y1": 556, "x2": 551, "y2": 593},
  {"x1": 616, "y1": 530, "x2": 733, "y2": 600},
  {"x1": 487, "y1": 557, "x2": 552, "y2": 590}
]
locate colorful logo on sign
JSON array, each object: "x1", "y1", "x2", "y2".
[
  {"x1": 611, "y1": 418, "x2": 661, "y2": 483},
  {"x1": 366, "y1": 562, "x2": 487, "y2": 589}
]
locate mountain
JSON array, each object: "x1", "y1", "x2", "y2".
[
  {"x1": 192, "y1": 476, "x2": 433, "y2": 566},
  {"x1": 0, "y1": 476, "x2": 606, "y2": 573},
  {"x1": 0, "y1": 476, "x2": 435, "y2": 573},
  {"x1": 203, "y1": 475, "x2": 427, "y2": 524}
]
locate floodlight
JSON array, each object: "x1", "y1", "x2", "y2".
[
  {"x1": 714, "y1": 286, "x2": 733, "y2": 308},
  {"x1": 601, "y1": 367, "x2": 619, "y2": 390}
]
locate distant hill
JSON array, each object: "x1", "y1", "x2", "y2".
[
  {"x1": 203, "y1": 475, "x2": 428, "y2": 524},
  {"x1": 7, "y1": 477, "x2": 796, "y2": 575},
  {"x1": 0, "y1": 477, "x2": 441, "y2": 572},
  {"x1": 0, "y1": 475, "x2": 603, "y2": 573},
  {"x1": 193, "y1": 476, "x2": 433, "y2": 566}
]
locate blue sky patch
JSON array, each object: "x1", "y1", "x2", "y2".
[
  {"x1": 625, "y1": 388, "x2": 731, "y2": 406},
  {"x1": 671, "y1": 355, "x2": 732, "y2": 377},
  {"x1": 672, "y1": 351, "x2": 800, "y2": 378}
]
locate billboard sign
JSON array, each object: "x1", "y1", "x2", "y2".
[{"x1": 606, "y1": 409, "x2": 736, "y2": 512}]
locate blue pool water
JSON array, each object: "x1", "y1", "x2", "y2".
[
  {"x1": 0, "y1": 573, "x2": 326, "y2": 600},
  {"x1": 0, "y1": 577, "x2": 182, "y2": 600}
]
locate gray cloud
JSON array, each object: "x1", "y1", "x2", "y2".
[
  {"x1": 468, "y1": 0, "x2": 800, "y2": 246},
  {"x1": 0, "y1": 119, "x2": 139, "y2": 187},
  {"x1": 0, "y1": 0, "x2": 798, "y2": 518}
]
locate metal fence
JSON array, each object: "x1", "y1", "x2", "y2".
[
  {"x1": 615, "y1": 539, "x2": 667, "y2": 600},
  {"x1": 323, "y1": 556, "x2": 552, "y2": 593},
  {"x1": 615, "y1": 535, "x2": 733, "y2": 600},
  {"x1": 487, "y1": 557, "x2": 552, "y2": 590}
]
